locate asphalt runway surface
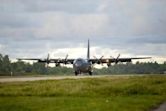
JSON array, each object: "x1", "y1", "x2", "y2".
[
  {"x1": 0, "y1": 75, "x2": 110, "y2": 83},
  {"x1": 153, "y1": 102, "x2": 166, "y2": 111},
  {"x1": 0, "y1": 75, "x2": 147, "y2": 83}
]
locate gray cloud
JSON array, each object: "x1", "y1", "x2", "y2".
[
  {"x1": 0, "y1": 0, "x2": 100, "y2": 13},
  {"x1": 128, "y1": 36, "x2": 166, "y2": 44},
  {"x1": 0, "y1": 0, "x2": 166, "y2": 61}
]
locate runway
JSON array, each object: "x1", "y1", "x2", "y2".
[
  {"x1": 0, "y1": 75, "x2": 145, "y2": 83},
  {"x1": 0, "y1": 75, "x2": 110, "y2": 83},
  {"x1": 153, "y1": 102, "x2": 166, "y2": 111},
  {"x1": 0, "y1": 74, "x2": 160, "y2": 83}
]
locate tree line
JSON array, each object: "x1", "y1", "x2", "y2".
[
  {"x1": 0, "y1": 53, "x2": 166, "y2": 76},
  {"x1": 94, "y1": 62, "x2": 166, "y2": 75}
]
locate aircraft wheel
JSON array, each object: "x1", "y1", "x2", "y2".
[
  {"x1": 75, "y1": 72, "x2": 78, "y2": 76},
  {"x1": 89, "y1": 71, "x2": 92, "y2": 76}
]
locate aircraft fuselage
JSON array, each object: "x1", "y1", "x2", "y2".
[{"x1": 73, "y1": 58, "x2": 92, "y2": 75}]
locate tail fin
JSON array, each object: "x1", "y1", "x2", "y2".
[
  {"x1": 87, "y1": 39, "x2": 90, "y2": 60},
  {"x1": 47, "y1": 53, "x2": 50, "y2": 60}
]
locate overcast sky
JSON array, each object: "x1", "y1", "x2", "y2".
[{"x1": 0, "y1": 0, "x2": 166, "y2": 63}]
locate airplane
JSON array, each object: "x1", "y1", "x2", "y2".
[{"x1": 18, "y1": 40, "x2": 151, "y2": 76}]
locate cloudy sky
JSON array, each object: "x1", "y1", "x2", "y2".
[{"x1": 0, "y1": 0, "x2": 166, "y2": 63}]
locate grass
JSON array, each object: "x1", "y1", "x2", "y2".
[{"x1": 0, "y1": 75, "x2": 166, "y2": 111}]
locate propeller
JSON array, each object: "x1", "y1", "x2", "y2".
[
  {"x1": 45, "y1": 53, "x2": 50, "y2": 68},
  {"x1": 93, "y1": 56, "x2": 104, "y2": 65},
  {"x1": 110, "y1": 54, "x2": 120, "y2": 64},
  {"x1": 55, "y1": 54, "x2": 68, "y2": 67},
  {"x1": 46, "y1": 53, "x2": 50, "y2": 62},
  {"x1": 107, "y1": 54, "x2": 120, "y2": 67},
  {"x1": 55, "y1": 58, "x2": 61, "y2": 67},
  {"x1": 115, "y1": 54, "x2": 120, "y2": 64},
  {"x1": 64, "y1": 54, "x2": 68, "y2": 64}
]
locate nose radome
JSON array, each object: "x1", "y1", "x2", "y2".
[{"x1": 75, "y1": 62, "x2": 82, "y2": 67}]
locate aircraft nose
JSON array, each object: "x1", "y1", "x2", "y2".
[{"x1": 75, "y1": 62, "x2": 82, "y2": 67}]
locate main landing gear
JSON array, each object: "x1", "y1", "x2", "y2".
[
  {"x1": 75, "y1": 71, "x2": 78, "y2": 76},
  {"x1": 74, "y1": 71, "x2": 93, "y2": 76},
  {"x1": 88, "y1": 71, "x2": 92, "y2": 76}
]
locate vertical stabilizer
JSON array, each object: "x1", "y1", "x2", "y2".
[{"x1": 87, "y1": 39, "x2": 90, "y2": 60}]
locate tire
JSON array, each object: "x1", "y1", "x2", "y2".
[
  {"x1": 89, "y1": 71, "x2": 92, "y2": 76},
  {"x1": 75, "y1": 72, "x2": 78, "y2": 76}
]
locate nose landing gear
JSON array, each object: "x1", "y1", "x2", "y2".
[{"x1": 74, "y1": 71, "x2": 92, "y2": 76}]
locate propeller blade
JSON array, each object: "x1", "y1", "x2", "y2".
[
  {"x1": 117, "y1": 54, "x2": 120, "y2": 59},
  {"x1": 93, "y1": 56, "x2": 104, "y2": 64},
  {"x1": 100, "y1": 56, "x2": 104, "y2": 60},
  {"x1": 66, "y1": 54, "x2": 68, "y2": 59},
  {"x1": 46, "y1": 53, "x2": 50, "y2": 64},
  {"x1": 65, "y1": 54, "x2": 68, "y2": 61},
  {"x1": 100, "y1": 56, "x2": 104, "y2": 65},
  {"x1": 115, "y1": 54, "x2": 120, "y2": 64},
  {"x1": 64, "y1": 54, "x2": 68, "y2": 64},
  {"x1": 47, "y1": 53, "x2": 50, "y2": 60}
]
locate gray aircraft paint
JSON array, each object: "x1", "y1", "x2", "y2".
[{"x1": 73, "y1": 39, "x2": 92, "y2": 75}]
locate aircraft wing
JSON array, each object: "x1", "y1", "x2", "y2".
[
  {"x1": 18, "y1": 58, "x2": 42, "y2": 61},
  {"x1": 49, "y1": 59, "x2": 75, "y2": 64},
  {"x1": 109, "y1": 57, "x2": 151, "y2": 63},
  {"x1": 17, "y1": 58, "x2": 75, "y2": 64},
  {"x1": 89, "y1": 57, "x2": 151, "y2": 64},
  {"x1": 17, "y1": 58, "x2": 50, "y2": 63}
]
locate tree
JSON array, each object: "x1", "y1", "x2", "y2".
[
  {"x1": 1, "y1": 55, "x2": 11, "y2": 74},
  {"x1": 32, "y1": 62, "x2": 47, "y2": 74},
  {"x1": 0, "y1": 54, "x2": 3, "y2": 73}
]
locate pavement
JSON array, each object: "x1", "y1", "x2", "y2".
[
  {"x1": 0, "y1": 74, "x2": 155, "y2": 83},
  {"x1": 0, "y1": 74, "x2": 149, "y2": 83},
  {"x1": 0, "y1": 75, "x2": 109, "y2": 83},
  {"x1": 152, "y1": 102, "x2": 166, "y2": 111}
]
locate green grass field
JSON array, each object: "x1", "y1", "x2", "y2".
[{"x1": 0, "y1": 75, "x2": 166, "y2": 111}]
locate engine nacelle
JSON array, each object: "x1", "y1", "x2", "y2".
[
  {"x1": 55, "y1": 63, "x2": 60, "y2": 67},
  {"x1": 38, "y1": 60, "x2": 42, "y2": 62},
  {"x1": 38, "y1": 59, "x2": 46, "y2": 63}
]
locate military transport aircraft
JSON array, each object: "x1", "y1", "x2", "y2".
[{"x1": 18, "y1": 40, "x2": 151, "y2": 76}]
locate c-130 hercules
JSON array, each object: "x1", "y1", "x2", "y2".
[{"x1": 18, "y1": 40, "x2": 151, "y2": 76}]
